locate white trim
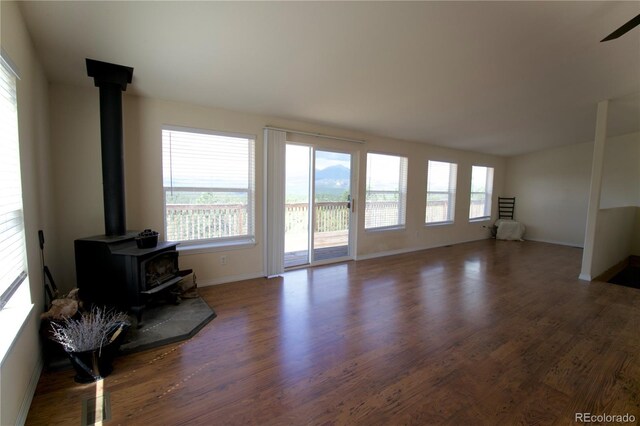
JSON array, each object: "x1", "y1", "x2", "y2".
[
  {"x1": 200, "y1": 239, "x2": 583, "y2": 284},
  {"x1": 357, "y1": 245, "x2": 430, "y2": 261},
  {"x1": 580, "y1": 99, "x2": 609, "y2": 281},
  {"x1": 524, "y1": 237, "x2": 583, "y2": 248},
  {"x1": 469, "y1": 216, "x2": 491, "y2": 223},
  {"x1": 263, "y1": 130, "x2": 268, "y2": 278},
  {"x1": 425, "y1": 221, "x2": 454, "y2": 227},
  {"x1": 350, "y1": 153, "x2": 360, "y2": 255},
  {"x1": 264, "y1": 126, "x2": 365, "y2": 144},
  {"x1": 264, "y1": 129, "x2": 287, "y2": 276},
  {"x1": 177, "y1": 239, "x2": 256, "y2": 255},
  {"x1": 15, "y1": 356, "x2": 43, "y2": 426},
  {"x1": 365, "y1": 225, "x2": 406, "y2": 233},
  {"x1": 309, "y1": 148, "x2": 317, "y2": 262},
  {"x1": 578, "y1": 273, "x2": 592, "y2": 281},
  {"x1": 0, "y1": 303, "x2": 34, "y2": 365},
  {"x1": 355, "y1": 237, "x2": 490, "y2": 261},
  {"x1": 197, "y1": 272, "x2": 265, "y2": 287}
]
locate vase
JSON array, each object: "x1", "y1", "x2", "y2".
[{"x1": 67, "y1": 322, "x2": 130, "y2": 383}]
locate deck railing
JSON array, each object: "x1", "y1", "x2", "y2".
[
  {"x1": 426, "y1": 200, "x2": 448, "y2": 223},
  {"x1": 166, "y1": 200, "x2": 488, "y2": 240},
  {"x1": 285, "y1": 202, "x2": 351, "y2": 233},
  {"x1": 166, "y1": 204, "x2": 248, "y2": 241}
]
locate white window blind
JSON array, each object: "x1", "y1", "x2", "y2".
[
  {"x1": 426, "y1": 160, "x2": 458, "y2": 224},
  {"x1": 0, "y1": 55, "x2": 28, "y2": 310},
  {"x1": 365, "y1": 153, "x2": 408, "y2": 230},
  {"x1": 162, "y1": 127, "x2": 255, "y2": 245},
  {"x1": 470, "y1": 165, "x2": 494, "y2": 220}
]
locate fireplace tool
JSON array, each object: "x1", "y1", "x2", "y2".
[{"x1": 39, "y1": 230, "x2": 59, "y2": 310}]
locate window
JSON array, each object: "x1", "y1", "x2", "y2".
[
  {"x1": 469, "y1": 165, "x2": 494, "y2": 220},
  {"x1": 425, "y1": 160, "x2": 457, "y2": 224},
  {"x1": 0, "y1": 54, "x2": 29, "y2": 315},
  {"x1": 162, "y1": 127, "x2": 255, "y2": 247},
  {"x1": 365, "y1": 153, "x2": 408, "y2": 230}
]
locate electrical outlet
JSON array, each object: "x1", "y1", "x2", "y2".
[{"x1": 220, "y1": 255, "x2": 227, "y2": 265}]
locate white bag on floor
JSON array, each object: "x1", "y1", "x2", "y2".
[{"x1": 495, "y1": 219, "x2": 525, "y2": 241}]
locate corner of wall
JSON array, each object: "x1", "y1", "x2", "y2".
[{"x1": 633, "y1": 206, "x2": 640, "y2": 256}]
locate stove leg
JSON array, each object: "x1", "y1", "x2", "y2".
[{"x1": 131, "y1": 305, "x2": 144, "y2": 328}]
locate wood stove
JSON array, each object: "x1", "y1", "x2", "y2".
[
  {"x1": 75, "y1": 234, "x2": 190, "y2": 321},
  {"x1": 75, "y1": 59, "x2": 190, "y2": 321}
]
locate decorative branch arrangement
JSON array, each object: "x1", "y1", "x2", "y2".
[{"x1": 50, "y1": 306, "x2": 129, "y2": 353}]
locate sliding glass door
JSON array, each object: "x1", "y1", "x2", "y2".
[
  {"x1": 284, "y1": 146, "x2": 354, "y2": 268},
  {"x1": 284, "y1": 145, "x2": 311, "y2": 267},
  {"x1": 313, "y1": 150, "x2": 351, "y2": 262}
]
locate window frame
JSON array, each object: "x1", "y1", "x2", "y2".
[
  {"x1": 0, "y1": 52, "x2": 28, "y2": 309},
  {"x1": 425, "y1": 160, "x2": 458, "y2": 226},
  {"x1": 161, "y1": 125, "x2": 257, "y2": 252},
  {"x1": 364, "y1": 152, "x2": 408, "y2": 231},
  {"x1": 0, "y1": 50, "x2": 34, "y2": 363},
  {"x1": 469, "y1": 165, "x2": 495, "y2": 221}
]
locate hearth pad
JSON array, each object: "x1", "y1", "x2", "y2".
[{"x1": 120, "y1": 297, "x2": 216, "y2": 354}]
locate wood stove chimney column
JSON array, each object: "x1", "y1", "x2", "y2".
[{"x1": 86, "y1": 59, "x2": 134, "y2": 236}]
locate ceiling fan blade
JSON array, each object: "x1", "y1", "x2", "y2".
[{"x1": 601, "y1": 13, "x2": 640, "y2": 41}]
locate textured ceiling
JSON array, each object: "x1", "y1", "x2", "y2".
[{"x1": 17, "y1": 1, "x2": 640, "y2": 156}]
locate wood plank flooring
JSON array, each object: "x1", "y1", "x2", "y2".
[{"x1": 26, "y1": 240, "x2": 640, "y2": 425}]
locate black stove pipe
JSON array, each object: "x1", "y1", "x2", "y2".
[{"x1": 86, "y1": 59, "x2": 134, "y2": 236}]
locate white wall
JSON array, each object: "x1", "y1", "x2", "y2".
[
  {"x1": 600, "y1": 132, "x2": 640, "y2": 209},
  {"x1": 504, "y1": 142, "x2": 592, "y2": 246},
  {"x1": 356, "y1": 140, "x2": 504, "y2": 258},
  {"x1": 587, "y1": 132, "x2": 640, "y2": 278},
  {"x1": 505, "y1": 132, "x2": 640, "y2": 247},
  {"x1": 0, "y1": 1, "x2": 53, "y2": 424},
  {"x1": 591, "y1": 207, "x2": 636, "y2": 278},
  {"x1": 48, "y1": 83, "x2": 505, "y2": 292}
]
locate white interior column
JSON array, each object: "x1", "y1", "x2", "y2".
[
  {"x1": 264, "y1": 128, "x2": 287, "y2": 277},
  {"x1": 579, "y1": 100, "x2": 609, "y2": 281}
]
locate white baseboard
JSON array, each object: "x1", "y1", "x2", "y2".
[
  {"x1": 197, "y1": 272, "x2": 265, "y2": 287},
  {"x1": 197, "y1": 238, "x2": 582, "y2": 286},
  {"x1": 356, "y1": 246, "x2": 428, "y2": 261},
  {"x1": 355, "y1": 237, "x2": 489, "y2": 261},
  {"x1": 15, "y1": 356, "x2": 43, "y2": 426},
  {"x1": 525, "y1": 237, "x2": 583, "y2": 249}
]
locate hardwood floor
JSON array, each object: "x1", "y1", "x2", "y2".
[{"x1": 26, "y1": 240, "x2": 640, "y2": 425}]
